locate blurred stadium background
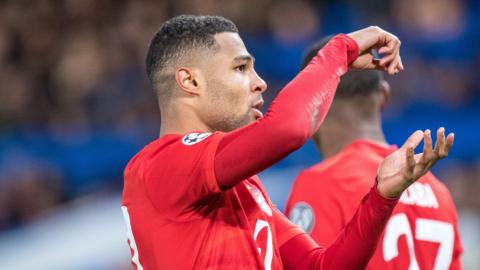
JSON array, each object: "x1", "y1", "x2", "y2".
[{"x1": 0, "y1": 0, "x2": 479, "y2": 269}]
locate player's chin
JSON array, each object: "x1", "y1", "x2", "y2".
[{"x1": 251, "y1": 108, "x2": 264, "y2": 120}]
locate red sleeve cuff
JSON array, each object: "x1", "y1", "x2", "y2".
[
  {"x1": 334, "y1": 33, "x2": 360, "y2": 65},
  {"x1": 370, "y1": 185, "x2": 399, "y2": 209}
]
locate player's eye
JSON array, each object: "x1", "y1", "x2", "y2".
[{"x1": 234, "y1": 64, "x2": 247, "y2": 72}]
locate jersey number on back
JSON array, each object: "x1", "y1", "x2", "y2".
[{"x1": 383, "y1": 213, "x2": 454, "y2": 270}]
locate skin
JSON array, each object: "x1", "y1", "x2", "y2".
[
  {"x1": 313, "y1": 80, "x2": 391, "y2": 159},
  {"x1": 156, "y1": 25, "x2": 453, "y2": 199},
  {"x1": 159, "y1": 32, "x2": 266, "y2": 135},
  {"x1": 201, "y1": 33, "x2": 267, "y2": 132}
]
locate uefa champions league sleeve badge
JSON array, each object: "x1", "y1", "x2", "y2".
[{"x1": 182, "y1": 132, "x2": 212, "y2": 145}]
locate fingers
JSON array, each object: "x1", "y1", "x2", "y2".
[
  {"x1": 433, "y1": 127, "x2": 445, "y2": 156},
  {"x1": 378, "y1": 43, "x2": 394, "y2": 55},
  {"x1": 378, "y1": 47, "x2": 398, "y2": 69},
  {"x1": 348, "y1": 26, "x2": 404, "y2": 74},
  {"x1": 416, "y1": 127, "x2": 454, "y2": 178},
  {"x1": 384, "y1": 50, "x2": 403, "y2": 74},
  {"x1": 422, "y1": 129, "x2": 433, "y2": 160},
  {"x1": 401, "y1": 130, "x2": 424, "y2": 150},
  {"x1": 445, "y1": 133, "x2": 455, "y2": 154},
  {"x1": 389, "y1": 57, "x2": 404, "y2": 74},
  {"x1": 405, "y1": 144, "x2": 416, "y2": 181},
  {"x1": 377, "y1": 32, "x2": 402, "y2": 75},
  {"x1": 400, "y1": 130, "x2": 424, "y2": 180},
  {"x1": 415, "y1": 129, "x2": 436, "y2": 176},
  {"x1": 379, "y1": 44, "x2": 397, "y2": 66},
  {"x1": 398, "y1": 56, "x2": 404, "y2": 71},
  {"x1": 434, "y1": 127, "x2": 455, "y2": 158},
  {"x1": 388, "y1": 56, "x2": 400, "y2": 75}
]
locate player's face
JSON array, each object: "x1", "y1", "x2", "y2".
[{"x1": 200, "y1": 32, "x2": 267, "y2": 132}]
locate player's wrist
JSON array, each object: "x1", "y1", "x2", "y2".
[
  {"x1": 372, "y1": 184, "x2": 400, "y2": 204},
  {"x1": 375, "y1": 177, "x2": 402, "y2": 200},
  {"x1": 347, "y1": 26, "x2": 386, "y2": 55},
  {"x1": 334, "y1": 34, "x2": 360, "y2": 65}
]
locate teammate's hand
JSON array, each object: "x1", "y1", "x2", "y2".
[
  {"x1": 376, "y1": 128, "x2": 454, "y2": 198},
  {"x1": 347, "y1": 26, "x2": 403, "y2": 75}
]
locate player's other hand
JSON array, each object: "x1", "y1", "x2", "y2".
[
  {"x1": 347, "y1": 26, "x2": 403, "y2": 75},
  {"x1": 377, "y1": 128, "x2": 454, "y2": 198}
]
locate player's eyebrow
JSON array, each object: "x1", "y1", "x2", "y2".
[{"x1": 233, "y1": 54, "x2": 255, "y2": 63}]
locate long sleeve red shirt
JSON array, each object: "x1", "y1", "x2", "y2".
[{"x1": 122, "y1": 34, "x2": 398, "y2": 270}]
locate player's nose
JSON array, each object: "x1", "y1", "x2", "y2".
[{"x1": 251, "y1": 70, "x2": 267, "y2": 93}]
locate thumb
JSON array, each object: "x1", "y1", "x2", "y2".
[{"x1": 401, "y1": 130, "x2": 424, "y2": 150}]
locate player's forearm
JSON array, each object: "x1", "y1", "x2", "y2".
[
  {"x1": 214, "y1": 35, "x2": 359, "y2": 188},
  {"x1": 314, "y1": 187, "x2": 397, "y2": 269},
  {"x1": 281, "y1": 187, "x2": 398, "y2": 270},
  {"x1": 261, "y1": 34, "x2": 359, "y2": 145}
]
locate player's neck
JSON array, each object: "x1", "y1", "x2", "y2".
[
  {"x1": 316, "y1": 119, "x2": 388, "y2": 159},
  {"x1": 159, "y1": 105, "x2": 211, "y2": 137}
]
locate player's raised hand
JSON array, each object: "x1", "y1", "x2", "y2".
[
  {"x1": 347, "y1": 26, "x2": 403, "y2": 75},
  {"x1": 376, "y1": 128, "x2": 454, "y2": 198}
]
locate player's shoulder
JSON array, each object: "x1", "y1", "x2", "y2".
[
  {"x1": 419, "y1": 172, "x2": 452, "y2": 196},
  {"x1": 303, "y1": 149, "x2": 348, "y2": 174},
  {"x1": 148, "y1": 131, "x2": 221, "y2": 153},
  {"x1": 179, "y1": 132, "x2": 217, "y2": 146},
  {"x1": 297, "y1": 144, "x2": 364, "y2": 182},
  {"x1": 291, "y1": 158, "x2": 345, "y2": 196},
  {"x1": 295, "y1": 163, "x2": 335, "y2": 188},
  {"x1": 129, "y1": 132, "x2": 223, "y2": 170},
  {"x1": 313, "y1": 141, "x2": 383, "y2": 168}
]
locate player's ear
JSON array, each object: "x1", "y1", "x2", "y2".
[
  {"x1": 379, "y1": 80, "x2": 391, "y2": 110},
  {"x1": 175, "y1": 67, "x2": 203, "y2": 95}
]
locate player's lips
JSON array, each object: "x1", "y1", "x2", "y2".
[{"x1": 252, "y1": 100, "x2": 264, "y2": 119}]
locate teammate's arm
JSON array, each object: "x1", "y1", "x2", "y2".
[{"x1": 215, "y1": 27, "x2": 403, "y2": 189}]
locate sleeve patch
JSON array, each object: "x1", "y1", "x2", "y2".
[
  {"x1": 182, "y1": 132, "x2": 212, "y2": 145},
  {"x1": 288, "y1": 202, "x2": 315, "y2": 233}
]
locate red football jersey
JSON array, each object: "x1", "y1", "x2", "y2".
[
  {"x1": 285, "y1": 140, "x2": 463, "y2": 270},
  {"x1": 122, "y1": 132, "x2": 302, "y2": 269}
]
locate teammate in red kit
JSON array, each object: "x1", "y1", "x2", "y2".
[
  {"x1": 285, "y1": 37, "x2": 462, "y2": 270},
  {"x1": 121, "y1": 15, "x2": 454, "y2": 269}
]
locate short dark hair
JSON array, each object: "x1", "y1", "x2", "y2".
[
  {"x1": 301, "y1": 35, "x2": 384, "y2": 99},
  {"x1": 146, "y1": 15, "x2": 238, "y2": 84}
]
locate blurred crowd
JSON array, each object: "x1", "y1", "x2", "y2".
[{"x1": 0, "y1": 0, "x2": 479, "y2": 234}]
